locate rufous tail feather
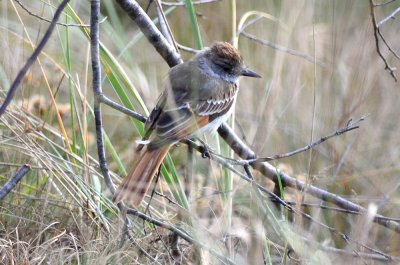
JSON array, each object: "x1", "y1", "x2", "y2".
[{"x1": 113, "y1": 145, "x2": 170, "y2": 207}]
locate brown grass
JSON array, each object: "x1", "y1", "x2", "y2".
[{"x1": 0, "y1": 0, "x2": 399, "y2": 264}]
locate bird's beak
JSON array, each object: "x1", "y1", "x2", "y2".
[{"x1": 241, "y1": 68, "x2": 261, "y2": 78}]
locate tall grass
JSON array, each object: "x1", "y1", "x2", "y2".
[{"x1": 0, "y1": 0, "x2": 399, "y2": 264}]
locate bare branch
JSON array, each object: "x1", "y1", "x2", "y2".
[
  {"x1": 126, "y1": 208, "x2": 236, "y2": 265},
  {"x1": 97, "y1": 93, "x2": 146, "y2": 123},
  {"x1": 180, "y1": 140, "x2": 396, "y2": 261},
  {"x1": 90, "y1": 0, "x2": 115, "y2": 193},
  {"x1": 377, "y1": 6, "x2": 400, "y2": 26},
  {"x1": 155, "y1": 0, "x2": 179, "y2": 52},
  {"x1": 373, "y1": 0, "x2": 397, "y2": 7},
  {"x1": 369, "y1": 0, "x2": 398, "y2": 81},
  {"x1": 239, "y1": 116, "x2": 366, "y2": 164},
  {"x1": 14, "y1": 0, "x2": 106, "y2": 27},
  {"x1": 177, "y1": 43, "x2": 199, "y2": 54},
  {"x1": 0, "y1": 164, "x2": 31, "y2": 200},
  {"x1": 377, "y1": 28, "x2": 400, "y2": 60},
  {"x1": 241, "y1": 31, "x2": 325, "y2": 66},
  {"x1": 304, "y1": 237, "x2": 397, "y2": 262}
]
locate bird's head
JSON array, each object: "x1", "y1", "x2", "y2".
[{"x1": 198, "y1": 42, "x2": 261, "y2": 82}]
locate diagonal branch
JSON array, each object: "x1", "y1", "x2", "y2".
[
  {"x1": 377, "y1": 6, "x2": 400, "y2": 27},
  {"x1": 0, "y1": 0, "x2": 70, "y2": 118},
  {"x1": 0, "y1": 164, "x2": 31, "y2": 200},
  {"x1": 237, "y1": 116, "x2": 365, "y2": 164},
  {"x1": 126, "y1": 208, "x2": 236, "y2": 265}
]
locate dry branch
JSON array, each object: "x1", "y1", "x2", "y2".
[{"x1": 0, "y1": 164, "x2": 31, "y2": 200}]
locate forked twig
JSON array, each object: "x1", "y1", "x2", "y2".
[
  {"x1": 369, "y1": 0, "x2": 398, "y2": 81},
  {"x1": 90, "y1": 0, "x2": 115, "y2": 193},
  {"x1": 234, "y1": 116, "x2": 366, "y2": 164},
  {"x1": 377, "y1": 6, "x2": 400, "y2": 27}
]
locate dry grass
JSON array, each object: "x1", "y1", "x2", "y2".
[{"x1": 0, "y1": 0, "x2": 399, "y2": 264}]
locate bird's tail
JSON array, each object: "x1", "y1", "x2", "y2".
[{"x1": 113, "y1": 145, "x2": 170, "y2": 207}]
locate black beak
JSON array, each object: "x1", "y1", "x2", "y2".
[{"x1": 241, "y1": 68, "x2": 261, "y2": 78}]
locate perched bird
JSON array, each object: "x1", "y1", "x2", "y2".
[{"x1": 113, "y1": 42, "x2": 260, "y2": 207}]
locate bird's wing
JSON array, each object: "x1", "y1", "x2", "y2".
[
  {"x1": 148, "y1": 85, "x2": 237, "y2": 149},
  {"x1": 194, "y1": 82, "x2": 238, "y2": 118}
]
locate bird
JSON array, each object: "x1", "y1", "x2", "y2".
[{"x1": 113, "y1": 42, "x2": 260, "y2": 208}]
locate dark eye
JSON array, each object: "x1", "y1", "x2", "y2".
[{"x1": 217, "y1": 62, "x2": 233, "y2": 72}]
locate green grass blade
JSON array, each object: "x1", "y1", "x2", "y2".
[{"x1": 184, "y1": 0, "x2": 203, "y2": 49}]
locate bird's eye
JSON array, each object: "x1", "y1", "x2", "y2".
[{"x1": 217, "y1": 62, "x2": 232, "y2": 72}]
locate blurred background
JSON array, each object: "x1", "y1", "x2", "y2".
[{"x1": 0, "y1": 0, "x2": 399, "y2": 264}]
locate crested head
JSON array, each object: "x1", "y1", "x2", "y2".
[
  {"x1": 196, "y1": 41, "x2": 260, "y2": 83},
  {"x1": 209, "y1": 42, "x2": 243, "y2": 68}
]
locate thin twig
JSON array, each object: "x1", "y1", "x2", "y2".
[
  {"x1": 155, "y1": 0, "x2": 179, "y2": 52},
  {"x1": 369, "y1": 0, "x2": 398, "y2": 81},
  {"x1": 243, "y1": 159, "x2": 392, "y2": 261},
  {"x1": 0, "y1": 164, "x2": 31, "y2": 200},
  {"x1": 241, "y1": 31, "x2": 325, "y2": 66},
  {"x1": 97, "y1": 94, "x2": 146, "y2": 123},
  {"x1": 14, "y1": 0, "x2": 107, "y2": 27},
  {"x1": 269, "y1": 199, "x2": 400, "y2": 223},
  {"x1": 0, "y1": 0, "x2": 70, "y2": 118},
  {"x1": 126, "y1": 208, "x2": 236, "y2": 265},
  {"x1": 377, "y1": 6, "x2": 400, "y2": 26},
  {"x1": 303, "y1": 237, "x2": 396, "y2": 262},
  {"x1": 161, "y1": 0, "x2": 221, "y2": 6},
  {"x1": 373, "y1": 0, "x2": 397, "y2": 7},
  {"x1": 377, "y1": 28, "x2": 400, "y2": 60},
  {"x1": 156, "y1": 1, "x2": 172, "y2": 44},
  {"x1": 177, "y1": 43, "x2": 199, "y2": 54},
  {"x1": 234, "y1": 116, "x2": 366, "y2": 164}
]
